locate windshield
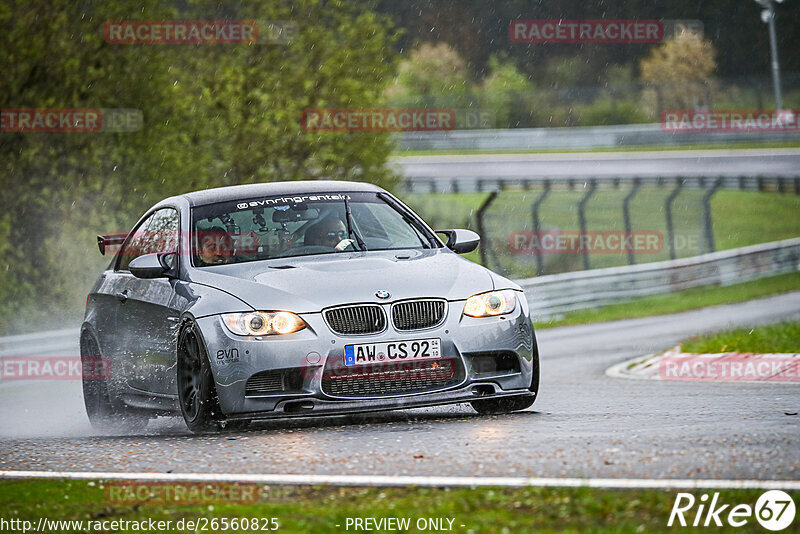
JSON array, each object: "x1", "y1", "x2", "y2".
[{"x1": 190, "y1": 192, "x2": 434, "y2": 266}]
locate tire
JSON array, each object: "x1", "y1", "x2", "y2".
[
  {"x1": 471, "y1": 333, "x2": 540, "y2": 415},
  {"x1": 177, "y1": 323, "x2": 226, "y2": 432},
  {"x1": 81, "y1": 334, "x2": 149, "y2": 432}
]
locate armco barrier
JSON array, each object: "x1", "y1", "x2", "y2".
[
  {"x1": 398, "y1": 123, "x2": 800, "y2": 152},
  {"x1": 0, "y1": 239, "x2": 798, "y2": 353},
  {"x1": 0, "y1": 328, "x2": 78, "y2": 358},
  {"x1": 519, "y1": 237, "x2": 800, "y2": 318}
]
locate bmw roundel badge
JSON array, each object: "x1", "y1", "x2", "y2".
[{"x1": 375, "y1": 290, "x2": 390, "y2": 299}]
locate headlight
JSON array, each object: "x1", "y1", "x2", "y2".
[
  {"x1": 463, "y1": 290, "x2": 517, "y2": 318},
  {"x1": 221, "y1": 311, "x2": 306, "y2": 336}
]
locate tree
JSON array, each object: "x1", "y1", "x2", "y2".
[
  {"x1": 480, "y1": 56, "x2": 532, "y2": 128},
  {"x1": 385, "y1": 42, "x2": 470, "y2": 106},
  {"x1": 176, "y1": 0, "x2": 401, "y2": 186},
  {"x1": 0, "y1": 0, "x2": 184, "y2": 332},
  {"x1": 639, "y1": 34, "x2": 717, "y2": 115},
  {"x1": 0, "y1": 0, "x2": 400, "y2": 333}
]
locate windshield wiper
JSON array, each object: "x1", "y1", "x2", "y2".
[{"x1": 343, "y1": 196, "x2": 368, "y2": 251}]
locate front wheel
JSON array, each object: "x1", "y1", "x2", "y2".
[{"x1": 177, "y1": 324, "x2": 225, "y2": 432}]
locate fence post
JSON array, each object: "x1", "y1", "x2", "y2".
[
  {"x1": 702, "y1": 178, "x2": 723, "y2": 253},
  {"x1": 623, "y1": 179, "x2": 642, "y2": 265},
  {"x1": 665, "y1": 179, "x2": 684, "y2": 260},
  {"x1": 578, "y1": 181, "x2": 598, "y2": 270},
  {"x1": 476, "y1": 191, "x2": 499, "y2": 269},
  {"x1": 531, "y1": 182, "x2": 552, "y2": 275}
]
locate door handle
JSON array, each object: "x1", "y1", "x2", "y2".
[{"x1": 116, "y1": 290, "x2": 129, "y2": 303}]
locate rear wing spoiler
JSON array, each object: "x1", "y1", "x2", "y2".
[{"x1": 97, "y1": 233, "x2": 128, "y2": 255}]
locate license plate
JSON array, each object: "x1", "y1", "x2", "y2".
[{"x1": 344, "y1": 338, "x2": 441, "y2": 366}]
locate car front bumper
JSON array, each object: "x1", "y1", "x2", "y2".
[{"x1": 195, "y1": 294, "x2": 537, "y2": 419}]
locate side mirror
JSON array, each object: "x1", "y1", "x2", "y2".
[
  {"x1": 437, "y1": 229, "x2": 480, "y2": 254},
  {"x1": 129, "y1": 253, "x2": 173, "y2": 279}
]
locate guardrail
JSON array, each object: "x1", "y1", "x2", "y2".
[
  {"x1": 0, "y1": 239, "x2": 798, "y2": 352},
  {"x1": 519, "y1": 237, "x2": 800, "y2": 318},
  {"x1": 404, "y1": 175, "x2": 800, "y2": 194},
  {"x1": 398, "y1": 123, "x2": 800, "y2": 151},
  {"x1": 0, "y1": 328, "x2": 78, "y2": 358}
]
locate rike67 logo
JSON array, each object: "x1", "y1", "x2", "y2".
[{"x1": 669, "y1": 490, "x2": 795, "y2": 530}]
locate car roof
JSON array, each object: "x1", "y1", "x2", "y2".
[{"x1": 178, "y1": 180, "x2": 386, "y2": 207}]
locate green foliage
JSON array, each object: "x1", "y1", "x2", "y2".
[
  {"x1": 2, "y1": 478, "x2": 791, "y2": 533},
  {"x1": 386, "y1": 44, "x2": 663, "y2": 128},
  {"x1": 176, "y1": 0, "x2": 401, "y2": 187},
  {"x1": 479, "y1": 56, "x2": 533, "y2": 128},
  {"x1": 386, "y1": 42, "x2": 470, "y2": 101},
  {"x1": 539, "y1": 56, "x2": 592, "y2": 88},
  {"x1": 0, "y1": 0, "x2": 400, "y2": 333},
  {"x1": 376, "y1": 0, "x2": 800, "y2": 81},
  {"x1": 639, "y1": 35, "x2": 717, "y2": 113},
  {"x1": 573, "y1": 97, "x2": 650, "y2": 126}
]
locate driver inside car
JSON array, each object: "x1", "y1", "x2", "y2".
[
  {"x1": 303, "y1": 216, "x2": 353, "y2": 250},
  {"x1": 197, "y1": 226, "x2": 233, "y2": 265}
]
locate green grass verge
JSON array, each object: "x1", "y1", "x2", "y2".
[
  {"x1": 534, "y1": 271, "x2": 800, "y2": 329},
  {"x1": 680, "y1": 321, "x2": 800, "y2": 354},
  {"x1": 393, "y1": 140, "x2": 800, "y2": 157},
  {"x1": 0, "y1": 479, "x2": 794, "y2": 533},
  {"x1": 711, "y1": 191, "x2": 800, "y2": 252}
]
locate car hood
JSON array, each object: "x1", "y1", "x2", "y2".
[{"x1": 185, "y1": 249, "x2": 500, "y2": 313}]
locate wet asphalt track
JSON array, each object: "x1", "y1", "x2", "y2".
[{"x1": 1, "y1": 292, "x2": 798, "y2": 481}]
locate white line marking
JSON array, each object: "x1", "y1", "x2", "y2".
[{"x1": 0, "y1": 471, "x2": 798, "y2": 490}]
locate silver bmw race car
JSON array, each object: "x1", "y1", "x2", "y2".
[{"x1": 82, "y1": 181, "x2": 539, "y2": 432}]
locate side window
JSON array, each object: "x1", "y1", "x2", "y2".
[{"x1": 117, "y1": 208, "x2": 179, "y2": 271}]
